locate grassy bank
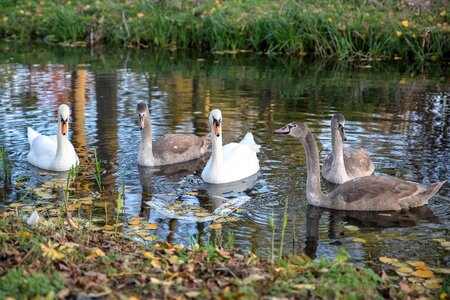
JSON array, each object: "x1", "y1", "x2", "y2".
[
  {"x1": 0, "y1": 0, "x2": 449, "y2": 60},
  {"x1": 1, "y1": 214, "x2": 446, "y2": 299}
]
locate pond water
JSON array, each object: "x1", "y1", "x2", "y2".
[{"x1": 0, "y1": 44, "x2": 449, "y2": 268}]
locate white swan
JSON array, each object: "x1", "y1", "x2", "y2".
[
  {"x1": 201, "y1": 109, "x2": 260, "y2": 184},
  {"x1": 27, "y1": 104, "x2": 79, "y2": 171}
]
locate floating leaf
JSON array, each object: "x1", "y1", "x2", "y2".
[
  {"x1": 145, "y1": 223, "x2": 158, "y2": 230},
  {"x1": 432, "y1": 238, "x2": 446, "y2": 243},
  {"x1": 440, "y1": 241, "x2": 450, "y2": 247},
  {"x1": 103, "y1": 225, "x2": 114, "y2": 231},
  {"x1": 379, "y1": 257, "x2": 398, "y2": 264},
  {"x1": 352, "y1": 238, "x2": 366, "y2": 243},
  {"x1": 185, "y1": 291, "x2": 200, "y2": 298},
  {"x1": 9, "y1": 203, "x2": 24, "y2": 208},
  {"x1": 344, "y1": 225, "x2": 359, "y2": 231},
  {"x1": 142, "y1": 251, "x2": 154, "y2": 259},
  {"x1": 209, "y1": 223, "x2": 222, "y2": 230},
  {"x1": 396, "y1": 267, "x2": 414, "y2": 274},
  {"x1": 407, "y1": 261, "x2": 425, "y2": 268},
  {"x1": 128, "y1": 219, "x2": 142, "y2": 225},
  {"x1": 411, "y1": 269, "x2": 434, "y2": 278}
]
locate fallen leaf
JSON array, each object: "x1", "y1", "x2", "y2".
[
  {"x1": 151, "y1": 258, "x2": 161, "y2": 269},
  {"x1": 344, "y1": 225, "x2": 359, "y2": 231},
  {"x1": 401, "y1": 20, "x2": 410, "y2": 27},
  {"x1": 103, "y1": 225, "x2": 115, "y2": 231},
  {"x1": 440, "y1": 241, "x2": 450, "y2": 247},
  {"x1": 128, "y1": 219, "x2": 141, "y2": 225},
  {"x1": 168, "y1": 255, "x2": 179, "y2": 265},
  {"x1": 407, "y1": 261, "x2": 425, "y2": 268},
  {"x1": 41, "y1": 243, "x2": 65, "y2": 260},
  {"x1": 432, "y1": 238, "x2": 446, "y2": 243},
  {"x1": 185, "y1": 291, "x2": 200, "y2": 298},
  {"x1": 145, "y1": 223, "x2": 158, "y2": 230},
  {"x1": 352, "y1": 238, "x2": 366, "y2": 243},
  {"x1": 396, "y1": 267, "x2": 414, "y2": 274},
  {"x1": 195, "y1": 212, "x2": 211, "y2": 217},
  {"x1": 292, "y1": 284, "x2": 315, "y2": 290},
  {"x1": 411, "y1": 269, "x2": 434, "y2": 278},
  {"x1": 243, "y1": 274, "x2": 265, "y2": 284},
  {"x1": 209, "y1": 223, "x2": 222, "y2": 230},
  {"x1": 17, "y1": 231, "x2": 31, "y2": 238},
  {"x1": 86, "y1": 247, "x2": 106, "y2": 260},
  {"x1": 379, "y1": 257, "x2": 398, "y2": 264},
  {"x1": 142, "y1": 251, "x2": 154, "y2": 259},
  {"x1": 9, "y1": 203, "x2": 24, "y2": 208}
]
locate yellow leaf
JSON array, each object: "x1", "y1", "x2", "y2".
[
  {"x1": 150, "y1": 277, "x2": 164, "y2": 285},
  {"x1": 39, "y1": 172, "x2": 47, "y2": 176},
  {"x1": 352, "y1": 238, "x2": 366, "y2": 243},
  {"x1": 440, "y1": 10, "x2": 446, "y2": 17},
  {"x1": 432, "y1": 238, "x2": 446, "y2": 243},
  {"x1": 195, "y1": 212, "x2": 211, "y2": 217},
  {"x1": 440, "y1": 241, "x2": 450, "y2": 247},
  {"x1": 401, "y1": 20, "x2": 410, "y2": 27},
  {"x1": 396, "y1": 267, "x2": 414, "y2": 274},
  {"x1": 103, "y1": 225, "x2": 114, "y2": 231},
  {"x1": 9, "y1": 203, "x2": 24, "y2": 208},
  {"x1": 292, "y1": 284, "x2": 316, "y2": 290},
  {"x1": 216, "y1": 248, "x2": 231, "y2": 259},
  {"x1": 168, "y1": 255, "x2": 179, "y2": 265},
  {"x1": 407, "y1": 261, "x2": 425, "y2": 268},
  {"x1": 136, "y1": 12, "x2": 144, "y2": 18},
  {"x1": 142, "y1": 251, "x2": 154, "y2": 259},
  {"x1": 144, "y1": 235, "x2": 158, "y2": 241},
  {"x1": 129, "y1": 219, "x2": 142, "y2": 225},
  {"x1": 151, "y1": 258, "x2": 161, "y2": 269},
  {"x1": 86, "y1": 247, "x2": 106, "y2": 260},
  {"x1": 136, "y1": 231, "x2": 149, "y2": 238},
  {"x1": 209, "y1": 223, "x2": 222, "y2": 230},
  {"x1": 396, "y1": 31, "x2": 402, "y2": 37},
  {"x1": 399, "y1": 78, "x2": 407, "y2": 84},
  {"x1": 145, "y1": 223, "x2": 158, "y2": 230},
  {"x1": 423, "y1": 281, "x2": 441, "y2": 289},
  {"x1": 379, "y1": 257, "x2": 398, "y2": 264},
  {"x1": 185, "y1": 191, "x2": 198, "y2": 196},
  {"x1": 16, "y1": 231, "x2": 31, "y2": 238},
  {"x1": 344, "y1": 225, "x2": 359, "y2": 231},
  {"x1": 440, "y1": 292, "x2": 448, "y2": 299},
  {"x1": 128, "y1": 296, "x2": 140, "y2": 300},
  {"x1": 411, "y1": 269, "x2": 434, "y2": 278},
  {"x1": 41, "y1": 244, "x2": 65, "y2": 260}
]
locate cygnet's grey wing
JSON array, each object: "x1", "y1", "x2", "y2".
[
  {"x1": 153, "y1": 134, "x2": 208, "y2": 164},
  {"x1": 343, "y1": 147, "x2": 374, "y2": 178}
]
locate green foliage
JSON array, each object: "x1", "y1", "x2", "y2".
[
  {"x1": 0, "y1": 267, "x2": 65, "y2": 299},
  {"x1": 0, "y1": 0, "x2": 448, "y2": 60},
  {"x1": 93, "y1": 148, "x2": 102, "y2": 192}
]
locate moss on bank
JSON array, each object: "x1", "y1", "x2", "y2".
[{"x1": 0, "y1": 0, "x2": 449, "y2": 60}]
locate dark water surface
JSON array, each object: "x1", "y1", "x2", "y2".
[{"x1": 0, "y1": 44, "x2": 449, "y2": 267}]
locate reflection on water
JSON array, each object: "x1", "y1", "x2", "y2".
[{"x1": 0, "y1": 44, "x2": 449, "y2": 266}]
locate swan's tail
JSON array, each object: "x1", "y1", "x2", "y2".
[
  {"x1": 27, "y1": 127, "x2": 40, "y2": 146},
  {"x1": 240, "y1": 132, "x2": 261, "y2": 153}
]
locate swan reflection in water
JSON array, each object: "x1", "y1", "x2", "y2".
[{"x1": 304, "y1": 205, "x2": 439, "y2": 259}]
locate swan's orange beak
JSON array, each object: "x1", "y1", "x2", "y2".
[
  {"x1": 61, "y1": 120, "x2": 68, "y2": 136},
  {"x1": 213, "y1": 118, "x2": 221, "y2": 137}
]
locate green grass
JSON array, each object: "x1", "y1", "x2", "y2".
[
  {"x1": 1, "y1": 145, "x2": 11, "y2": 186},
  {"x1": 0, "y1": 267, "x2": 65, "y2": 299},
  {"x1": 93, "y1": 148, "x2": 102, "y2": 192},
  {"x1": 0, "y1": 0, "x2": 449, "y2": 60}
]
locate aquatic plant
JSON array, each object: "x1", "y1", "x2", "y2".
[
  {"x1": 270, "y1": 209, "x2": 275, "y2": 262},
  {"x1": 279, "y1": 200, "x2": 288, "y2": 259},
  {"x1": 1, "y1": 146, "x2": 11, "y2": 186},
  {"x1": 93, "y1": 148, "x2": 102, "y2": 192},
  {"x1": 115, "y1": 179, "x2": 124, "y2": 233}
]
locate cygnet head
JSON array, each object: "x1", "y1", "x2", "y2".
[
  {"x1": 209, "y1": 109, "x2": 222, "y2": 138},
  {"x1": 137, "y1": 102, "x2": 149, "y2": 130},
  {"x1": 330, "y1": 114, "x2": 346, "y2": 141},
  {"x1": 58, "y1": 104, "x2": 70, "y2": 136},
  {"x1": 273, "y1": 122, "x2": 310, "y2": 140}
]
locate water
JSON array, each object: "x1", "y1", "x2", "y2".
[{"x1": 0, "y1": 44, "x2": 449, "y2": 267}]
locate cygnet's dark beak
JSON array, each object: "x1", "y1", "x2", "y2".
[
  {"x1": 273, "y1": 125, "x2": 291, "y2": 134},
  {"x1": 338, "y1": 124, "x2": 347, "y2": 141}
]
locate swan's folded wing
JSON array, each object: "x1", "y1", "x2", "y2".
[
  {"x1": 333, "y1": 176, "x2": 419, "y2": 204},
  {"x1": 153, "y1": 134, "x2": 206, "y2": 156},
  {"x1": 343, "y1": 147, "x2": 374, "y2": 176},
  {"x1": 27, "y1": 127, "x2": 41, "y2": 146}
]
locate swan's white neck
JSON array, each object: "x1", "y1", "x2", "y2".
[
  {"x1": 331, "y1": 126, "x2": 348, "y2": 180},
  {"x1": 209, "y1": 133, "x2": 223, "y2": 173},
  {"x1": 138, "y1": 113, "x2": 155, "y2": 165},
  {"x1": 53, "y1": 121, "x2": 72, "y2": 166},
  {"x1": 301, "y1": 132, "x2": 325, "y2": 205}
]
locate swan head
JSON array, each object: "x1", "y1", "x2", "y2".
[
  {"x1": 209, "y1": 109, "x2": 222, "y2": 138},
  {"x1": 273, "y1": 122, "x2": 310, "y2": 140},
  {"x1": 58, "y1": 104, "x2": 70, "y2": 136},
  {"x1": 331, "y1": 114, "x2": 346, "y2": 141},
  {"x1": 137, "y1": 102, "x2": 149, "y2": 130}
]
